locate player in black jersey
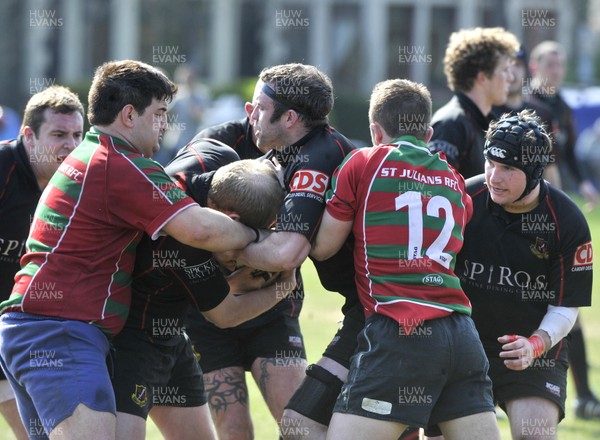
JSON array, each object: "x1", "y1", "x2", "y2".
[
  {"x1": 111, "y1": 143, "x2": 297, "y2": 439},
  {"x1": 219, "y1": 64, "x2": 358, "y2": 439},
  {"x1": 181, "y1": 81, "x2": 311, "y2": 440},
  {"x1": 528, "y1": 40, "x2": 600, "y2": 421},
  {"x1": 493, "y1": 46, "x2": 553, "y2": 128},
  {"x1": 428, "y1": 110, "x2": 592, "y2": 439},
  {"x1": 0, "y1": 86, "x2": 84, "y2": 440},
  {"x1": 429, "y1": 27, "x2": 519, "y2": 179}
]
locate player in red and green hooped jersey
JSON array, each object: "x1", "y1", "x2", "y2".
[
  {"x1": 0, "y1": 60, "x2": 262, "y2": 440},
  {"x1": 311, "y1": 79, "x2": 500, "y2": 440}
]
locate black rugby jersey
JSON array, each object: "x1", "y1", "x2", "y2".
[
  {"x1": 267, "y1": 124, "x2": 358, "y2": 309},
  {"x1": 429, "y1": 93, "x2": 494, "y2": 179},
  {"x1": 183, "y1": 133, "x2": 305, "y2": 326},
  {"x1": 532, "y1": 92, "x2": 584, "y2": 184},
  {"x1": 457, "y1": 176, "x2": 592, "y2": 360},
  {"x1": 0, "y1": 139, "x2": 41, "y2": 299},
  {"x1": 191, "y1": 117, "x2": 263, "y2": 160},
  {"x1": 125, "y1": 140, "x2": 239, "y2": 338}
]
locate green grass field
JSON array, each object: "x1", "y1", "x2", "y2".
[{"x1": 2, "y1": 199, "x2": 600, "y2": 439}]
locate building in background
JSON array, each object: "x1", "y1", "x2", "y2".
[{"x1": 0, "y1": 0, "x2": 591, "y2": 142}]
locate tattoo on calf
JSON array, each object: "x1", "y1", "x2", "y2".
[
  {"x1": 204, "y1": 369, "x2": 249, "y2": 414},
  {"x1": 258, "y1": 358, "x2": 278, "y2": 400}
]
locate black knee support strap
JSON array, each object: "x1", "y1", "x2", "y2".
[{"x1": 285, "y1": 364, "x2": 344, "y2": 426}]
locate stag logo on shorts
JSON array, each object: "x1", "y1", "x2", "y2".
[
  {"x1": 487, "y1": 146, "x2": 507, "y2": 159},
  {"x1": 289, "y1": 170, "x2": 329, "y2": 197},
  {"x1": 131, "y1": 384, "x2": 148, "y2": 407},
  {"x1": 422, "y1": 274, "x2": 444, "y2": 286},
  {"x1": 361, "y1": 397, "x2": 392, "y2": 415},
  {"x1": 573, "y1": 241, "x2": 593, "y2": 269}
]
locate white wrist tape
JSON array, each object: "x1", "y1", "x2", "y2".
[{"x1": 538, "y1": 305, "x2": 579, "y2": 348}]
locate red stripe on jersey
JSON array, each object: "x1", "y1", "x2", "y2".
[{"x1": 0, "y1": 162, "x2": 16, "y2": 201}]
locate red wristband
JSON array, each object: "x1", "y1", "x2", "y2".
[{"x1": 528, "y1": 334, "x2": 545, "y2": 358}]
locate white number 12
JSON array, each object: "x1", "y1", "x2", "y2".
[{"x1": 394, "y1": 191, "x2": 454, "y2": 269}]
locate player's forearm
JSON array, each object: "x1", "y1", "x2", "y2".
[
  {"x1": 192, "y1": 216, "x2": 258, "y2": 253},
  {"x1": 164, "y1": 205, "x2": 258, "y2": 252},
  {"x1": 236, "y1": 232, "x2": 310, "y2": 271},
  {"x1": 209, "y1": 271, "x2": 296, "y2": 328},
  {"x1": 537, "y1": 305, "x2": 579, "y2": 349},
  {"x1": 310, "y1": 212, "x2": 352, "y2": 261}
]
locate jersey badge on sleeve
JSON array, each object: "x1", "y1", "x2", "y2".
[
  {"x1": 289, "y1": 170, "x2": 329, "y2": 197},
  {"x1": 573, "y1": 241, "x2": 593, "y2": 269}
]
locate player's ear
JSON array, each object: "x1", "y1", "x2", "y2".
[
  {"x1": 370, "y1": 122, "x2": 384, "y2": 145},
  {"x1": 22, "y1": 126, "x2": 35, "y2": 148},
  {"x1": 120, "y1": 104, "x2": 137, "y2": 128},
  {"x1": 425, "y1": 126, "x2": 434, "y2": 144},
  {"x1": 228, "y1": 212, "x2": 241, "y2": 222},
  {"x1": 285, "y1": 109, "x2": 300, "y2": 128},
  {"x1": 244, "y1": 102, "x2": 254, "y2": 118},
  {"x1": 475, "y1": 70, "x2": 489, "y2": 86}
]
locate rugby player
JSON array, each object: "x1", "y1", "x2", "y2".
[
  {"x1": 311, "y1": 78, "x2": 500, "y2": 440},
  {"x1": 183, "y1": 82, "x2": 308, "y2": 440},
  {"x1": 435, "y1": 109, "x2": 592, "y2": 439},
  {"x1": 112, "y1": 145, "x2": 296, "y2": 440},
  {"x1": 221, "y1": 64, "x2": 359, "y2": 439},
  {"x1": 429, "y1": 27, "x2": 519, "y2": 178},
  {"x1": 0, "y1": 85, "x2": 84, "y2": 440},
  {"x1": 0, "y1": 60, "x2": 262, "y2": 440}
]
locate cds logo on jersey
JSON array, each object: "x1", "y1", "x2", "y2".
[
  {"x1": 422, "y1": 274, "x2": 444, "y2": 286},
  {"x1": 487, "y1": 146, "x2": 507, "y2": 159},
  {"x1": 573, "y1": 241, "x2": 593, "y2": 267},
  {"x1": 289, "y1": 170, "x2": 329, "y2": 196}
]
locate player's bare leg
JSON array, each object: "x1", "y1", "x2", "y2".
[
  {"x1": 251, "y1": 356, "x2": 307, "y2": 424},
  {"x1": 151, "y1": 404, "x2": 217, "y2": 440},
  {"x1": 203, "y1": 366, "x2": 252, "y2": 440},
  {"x1": 115, "y1": 412, "x2": 145, "y2": 440},
  {"x1": 0, "y1": 381, "x2": 28, "y2": 440},
  {"x1": 506, "y1": 397, "x2": 558, "y2": 440},
  {"x1": 327, "y1": 413, "x2": 408, "y2": 440},
  {"x1": 438, "y1": 412, "x2": 500, "y2": 440},
  {"x1": 51, "y1": 403, "x2": 116, "y2": 440}
]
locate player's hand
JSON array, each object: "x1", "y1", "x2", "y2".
[
  {"x1": 226, "y1": 266, "x2": 281, "y2": 293},
  {"x1": 498, "y1": 334, "x2": 538, "y2": 371},
  {"x1": 214, "y1": 249, "x2": 241, "y2": 272}
]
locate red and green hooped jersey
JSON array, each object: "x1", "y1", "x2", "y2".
[
  {"x1": 0, "y1": 128, "x2": 196, "y2": 337},
  {"x1": 325, "y1": 136, "x2": 473, "y2": 334}
]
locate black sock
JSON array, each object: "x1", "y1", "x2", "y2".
[{"x1": 569, "y1": 327, "x2": 594, "y2": 399}]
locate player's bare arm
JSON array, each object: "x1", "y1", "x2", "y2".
[
  {"x1": 310, "y1": 211, "x2": 353, "y2": 261},
  {"x1": 203, "y1": 268, "x2": 296, "y2": 328},
  {"x1": 234, "y1": 230, "x2": 311, "y2": 272},
  {"x1": 163, "y1": 204, "x2": 259, "y2": 252}
]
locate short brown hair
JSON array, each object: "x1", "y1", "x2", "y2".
[
  {"x1": 259, "y1": 63, "x2": 333, "y2": 129},
  {"x1": 88, "y1": 60, "x2": 177, "y2": 126},
  {"x1": 208, "y1": 160, "x2": 284, "y2": 229},
  {"x1": 21, "y1": 85, "x2": 84, "y2": 137},
  {"x1": 444, "y1": 27, "x2": 519, "y2": 92},
  {"x1": 368, "y1": 79, "x2": 432, "y2": 140}
]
